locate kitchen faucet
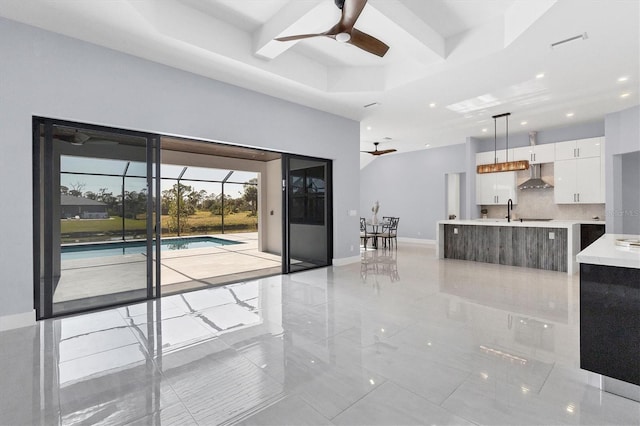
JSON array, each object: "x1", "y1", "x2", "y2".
[{"x1": 507, "y1": 198, "x2": 513, "y2": 222}]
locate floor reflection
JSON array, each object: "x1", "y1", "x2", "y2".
[
  {"x1": 360, "y1": 249, "x2": 400, "y2": 287},
  {"x1": 2, "y1": 245, "x2": 638, "y2": 425}
]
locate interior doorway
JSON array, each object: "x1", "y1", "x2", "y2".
[{"x1": 445, "y1": 172, "x2": 466, "y2": 220}]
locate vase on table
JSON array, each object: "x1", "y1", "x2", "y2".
[{"x1": 371, "y1": 200, "x2": 380, "y2": 225}]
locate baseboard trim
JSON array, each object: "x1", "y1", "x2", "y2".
[
  {"x1": 0, "y1": 310, "x2": 36, "y2": 331},
  {"x1": 398, "y1": 237, "x2": 436, "y2": 245},
  {"x1": 333, "y1": 255, "x2": 361, "y2": 266}
]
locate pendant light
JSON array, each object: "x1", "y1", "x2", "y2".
[{"x1": 477, "y1": 112, "x2": 530, "y2": 174}]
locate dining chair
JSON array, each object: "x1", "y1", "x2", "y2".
[
  {"x1": 360, "y1": 217, "x2": 370, "y2": 249},
  {"x1": 380, "y1": 217, "x2": 399, "y2": 249}
]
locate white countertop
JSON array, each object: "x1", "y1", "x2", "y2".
[
  {"x1": 576, "y1": 234, "x2": 640, "y2": 269},
  {"x1": 438, "y1": 219, "x2": 604, "y2": 229}
]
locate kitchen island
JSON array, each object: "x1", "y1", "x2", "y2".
[
  {"x1": 436, "y1": 219, "x2": 603, "y2": 274},
  {"x1": 576, "y1": 234, "x2": 640, "y2": 401}
]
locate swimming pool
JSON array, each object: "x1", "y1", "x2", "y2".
[{"x1": 61, "y1": 236, "x2": 242, "y2": 260}]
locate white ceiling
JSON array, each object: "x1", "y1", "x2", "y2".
[{"x1": 1, "y1": 0, "x2": 638, "y2": 165}]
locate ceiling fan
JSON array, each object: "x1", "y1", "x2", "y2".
[
  {"x1": 275, "y1": 0, "x2": 390, "y2": 57},
  {"x1": 362, "y1": 142, "x2": 397, "y2": 156}
]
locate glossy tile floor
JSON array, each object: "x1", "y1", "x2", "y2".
[{"x1": 2, "y1": 243, "x2": 639, "y2": 425}]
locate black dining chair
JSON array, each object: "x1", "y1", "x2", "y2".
[
  {"x1": 360, "y1": 217, "x2": 370, "y2": 249},
  {"x1": 380, "y1": 217, "x2": 399, "y2": 249}
]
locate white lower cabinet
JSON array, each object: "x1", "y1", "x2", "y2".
[
  {"x1": 554, "y1": 157, "x2": 601, "y2": 203},
  {"x1": 476, "y1": 171, "x2": 517, "y2": 205}
]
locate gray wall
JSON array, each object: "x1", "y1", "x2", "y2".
[
  {"x1": 0, "y1": 18, "x2": 360, "y2": 322},
  {"x1": 605, "y1": 105, "x2": 640, "y2": 233},
  {"x1": 361, "y1": 117, "x2": 635, "y2": 242},
  {"x1": 621, "y1": 151, "x2": 640, "y2": 234},
  {"x1": 475, "y1": 120, "x2": 605, "y2": 152},
  {"x1": 360, "y1": 143, "x2": 467, "y2": 240}
]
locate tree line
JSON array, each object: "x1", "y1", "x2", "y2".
[{"x1": 61, "y1": 179, "x2": 258, "y2": 228}]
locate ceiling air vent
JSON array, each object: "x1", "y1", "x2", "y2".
[{"x1": 551, "y1": 33, "x2": 588, "y2": 49}]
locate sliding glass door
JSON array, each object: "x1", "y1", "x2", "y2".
[
  {"x1": 34, "y1": 119, "x2": 333, "y2": 319},
  {"x1": 282, "y1": 155, "x2": 333, "y2": 273},
  {"x1": 34, "y1": 118, "x2": 158, "y2": 318}
]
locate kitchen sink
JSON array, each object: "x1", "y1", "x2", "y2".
[{"x1": 519, "y1": 218, "x2": 553, "y2": 222}]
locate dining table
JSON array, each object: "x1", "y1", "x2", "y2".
[{"x1": 366, "y1": 220, "x2": 389, "y2": 249}]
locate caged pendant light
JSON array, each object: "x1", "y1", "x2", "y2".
[{"x1": 477, "y1": 112, "x2": 530, "y2": 174}]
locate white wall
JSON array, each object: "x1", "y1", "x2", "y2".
[
  {"x1": 264, "y1": 159, "x2": 282, "y2": 254},
  {"x1": 0, "y1": 18, "x2": 360, "y2": 325}
]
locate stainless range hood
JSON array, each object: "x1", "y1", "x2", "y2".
[
  {"x1": 518, "y1": 132, "x2": 554, "y2": 190},
  {"x1": 518, "y1": 164, "x2": 553, "y2": 189}
]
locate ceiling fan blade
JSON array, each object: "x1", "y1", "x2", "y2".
[
  {"x1": 361, "y1": 145, "x2": 397, "y2": 155},
  {"x1": 339, "y1": 0, "x2": 368, "y2": 31},
  {"x1": 275, "y1": 33, "x2": 326, "y2": 42},
  {"x1": 371, "y1": 149, "x2": 397, "y2": 155},
  {"x1": 348, "y1": 28, "x2": 390, "y2": 57}
]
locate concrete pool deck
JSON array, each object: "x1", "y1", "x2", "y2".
[{"x1": 54, "y1": 232, "x2": 283, "y2": 306}]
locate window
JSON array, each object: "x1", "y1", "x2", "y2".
[{"x1": 290, "y1": 166, "x2": 325, "y2": 225}]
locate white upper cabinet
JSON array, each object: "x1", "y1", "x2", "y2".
[
  {"x1": 554, "y1": 157, "x2": 601, "y2": 203},
  {"x1": 476, "y1": 149, "x2": 513, "y2": 165},
  {"x1": 555, "y1": 137, "x2": 603, "y2": 160},
  {"x1": 512, "y1": 144, "x2": 555, "y2": 164},
  {"x1": 553, "y1": 138, "x2": 605, "y2": 204}
]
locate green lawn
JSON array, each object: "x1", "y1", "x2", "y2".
[
  {"x1": 61, "y1": 210, "x2": 258, "y2": 242},
  {"x1": 61, "y1": 217, "x2": 146, "y2": 233}
]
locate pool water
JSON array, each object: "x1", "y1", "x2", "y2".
[{"x1": 61, "y1": 236, "x2": 242, "y2": 260}]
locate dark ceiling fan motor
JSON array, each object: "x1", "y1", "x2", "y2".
[{"x1": 335, "y1": 0, "x2": 345, "y2": 9}]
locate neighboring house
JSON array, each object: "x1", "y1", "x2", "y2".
[{"x1": 60, "y1": 194, "x2": 109, "y2": 219}]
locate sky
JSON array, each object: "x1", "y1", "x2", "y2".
[{"x1": 60, "y1": 156, "x2": 258, "y2": 199}]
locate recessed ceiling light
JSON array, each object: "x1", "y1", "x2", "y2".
[
  {"x1": 520, "y1": 121, "x2": 528, "y2": 125},
  {"x1": 620, "y1": 93, "x2": 630, "y2": 98},
  {"x1": 366, "y1": 126, "x2": 372, "y2": 130},
  {"x1": 425, "y1": 144, "x2": 431, "y2": 148},
  {"x1": 429, "y1": 102, "x2": 436, "y2": 108},
  {"x1": 482, "y1": 128, "x2": 488, "y2": 132},
  {"x1": 566, "y1": 112, "x2": 574, "y2": 117},
  {"x1": 536, "y1": 73, "x2": 545, "y2": 79},
  {"x1": 618, "y1": 76, "x2": 629, "y2": 82}
]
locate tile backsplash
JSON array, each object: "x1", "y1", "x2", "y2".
[{"x1": 482, "y1": 163, "x2": 606, "y2": 220}]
